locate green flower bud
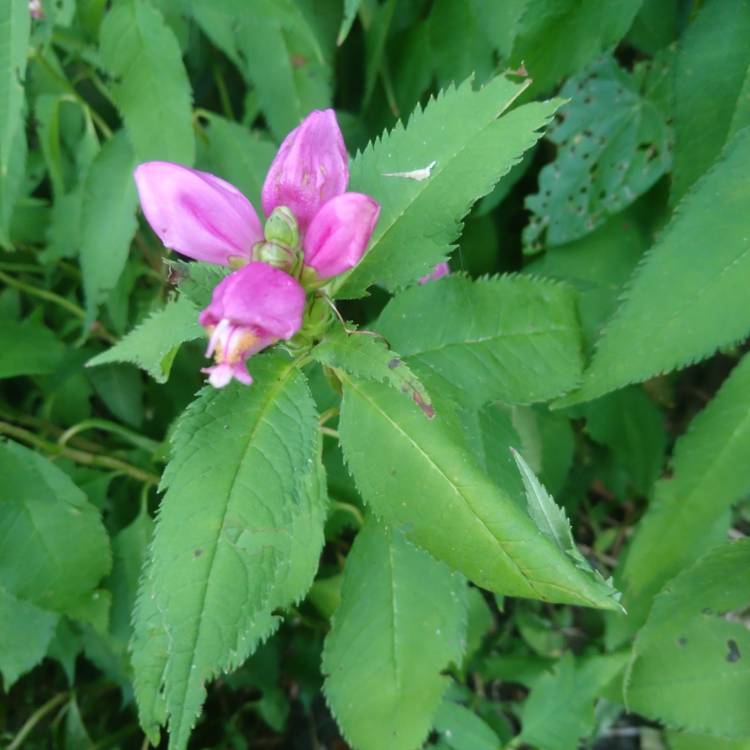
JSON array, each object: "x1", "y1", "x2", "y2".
[
  {"x1": 252, "y1": 241, "x2": 295, "y2": 271},
  {"x1": 264, "y1": 206, "x2": 300, "y2": 249}
]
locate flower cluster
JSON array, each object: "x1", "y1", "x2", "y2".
[{"x1": 134, "y1": 110, "x2": 380, "y2": 387}]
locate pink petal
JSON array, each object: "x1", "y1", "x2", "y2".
[
  {"x1": 134, "y1": 162, "x2": 263, "y2": 265},
  {"x1": 199, "y1": 262, "x2": 305, "y2": 341},
  {"x1": 303, "y1": 192, "x2": 380, "y2": 279},
  {"x1": 418, "y1": 262, "x2": 450, "y2": 285},
  {"x1": 262, "y1": 109, "x2": 349, "y2": 232}
]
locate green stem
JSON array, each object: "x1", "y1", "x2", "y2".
[
  {"x1": 320, "y1": 426, "x2": 340, "y2": 440},
  {"x1": 58, "y1": 419, "x2": 163, "y2": 455},
  {"x1": 0, "y1": 270, "x2": 117, "y2": 344},
  {"x1": 331, "y1": 499, "x2": 364, "y2": 527},
  {"x1": 0, "y1": 269, "x2": 84, "y2": 319},
  {"x1": 7, "y1": 691, "x2": 69, "y2": 750},
  {"x1": 0, "y1": 421, "x2": 160, "y2": 485},
  {"x1": 31, "y1": 51, "x2": 113, "y2": 138}
]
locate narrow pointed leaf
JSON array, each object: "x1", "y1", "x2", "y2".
[
  {"x1": 671, "y1": 0, "x2": 750, "y2": 202},
  {"x1": 0, "y1": 0, "x2": 30, "y2": 175},
  {"x1": 80, "y1": 132, "x2": 139, "y2": 319},
  {"x1": 322, "y1": 519, "x2": 467, "y2": 750}
]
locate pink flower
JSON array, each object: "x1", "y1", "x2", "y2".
[
  {"x1": 198, "y1": 263, "x2": 305, "y2": 387},
  {"x1": 418, "y1": 262, "x2": 450, "y2": 285},
  {"x1": 29, "y1": 0, "x2": 43, "y2": 19},
  {"x1": 134, "y1": 162, "x2": 264, "y2": 266},
  {"x1": 304, "y1": 193, "x2": 380, "y2": 279},
  {"x1": 133, "y1": 109, "x2": 379, "y2": 279}
]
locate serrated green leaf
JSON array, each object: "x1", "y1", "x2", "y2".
[
  {"x1": 625, "y1": 539, "x2": 750, "y2": 737},
  {"x1": 583, "y1": 386, "x2": 666, "y2": 495},
  {"x1": 338, "y1": 373, "x2": 621, "y2": 610},
  {"x1": 0, "y1": 318, "x2": 66, "y2": 378},
  {"x1": 322, "y1": 519, "x2": 467, "y2": 750},
  {"x1": 108, "y1": 504, "x2": 153, "y2": 646},
  {"x1": 336, "y1": 77, "x2": 559, "y2": 298},
  {"x1": 507, "y1": 0, "x2": 643, "y2": 94},
  {"x1": 526, "y1": 209, "x2": 648, "y2": 351},
  {"x1": 375, "y1": 274, "x2": 584, "y2": 407},
  {"x1": 131, "y1": 355, "x2": 321, "y2": 750},
  {"x1": 433, "y1": 698, "x2": 499, "y2": 750},
  {"x1": 557, "y1": 125, "x2": 750, "y2": 406},
  {"x1": 312, "y1": 324, "x2": 433, "y2": 417},
  {"x1": 0, "y1": 585, "x2": 58, "y2": 690},
  {"x1": 195, "y1": 113, "x2": 276, "y2": 212},
  {"x1": 525, "y1": 55, "x2": 672, "y2": 249},
  {"x1": 191, "y1": 0, "x2": 331, "y2": 141},
  {"x1": 87, "y1": 296, "x2": 203, "y2": 383},
  {"x1": 80, "y1": 131, "x2": 138, "y2": 319},
  {"x1": 100, "y1": 0, "x2": 194, "y2": 164},
  {"x1": 0, "y1": 0, "x2": 29, "y2": 176},
  {"x1": 671, "y1": 0, "x2": 750, "y2": 203},
  {"x1": 170, "y1": 260, "x2": 229, "y2": 309},
  {"x1": 0, "y1": 440, "x2": 111, "y2": 613},
  {"x1": 520, "y1": 651, "x2": 628, "y2": 750},
  {"x1": 511, "y1": 448, "x2": 574, "y2": 555},
  {"x1": 608, "y1": 352, "x2": 750, "y2": 646}
]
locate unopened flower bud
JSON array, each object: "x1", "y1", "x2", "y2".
[
  {"x1": 252, "y1": 241, "x2": 296, "y2": 272},
  {"x1": 264, "y1": 206, "x2": 299, "y2": 249}
]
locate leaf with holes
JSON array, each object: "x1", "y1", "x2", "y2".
[{"x1": 524, "y1": 55, "x2": 672, "y2": 250}]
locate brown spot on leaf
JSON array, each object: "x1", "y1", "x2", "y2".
[
  {"x1": 194, "y1": 549, "x2": 203, "y2": 558},
  {"x1": 388, "y1": 357, "x2": 402, "y2": 369}
]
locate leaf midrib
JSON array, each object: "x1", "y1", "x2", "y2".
[
  {"x1": 169, "y1": 362, "x2": 297, "y2": 746},
  {"x1": 345, "y1": 80, "x2": 530, "y2": 289},
  {"x1": 344, "y1": 376, "x2": 551, "y2": 599}
]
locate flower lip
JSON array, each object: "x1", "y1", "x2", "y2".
[
  {"x1": 261, "y1": 109, "x2": 349, "y2": 232},
  {"x1": 134, "y1": 161, "x2": 263, "y2": 266},
  {"x1": 199, "y1": 262, "x2": 306, "y2": 341}
]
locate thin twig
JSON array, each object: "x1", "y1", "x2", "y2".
[
  {"x1": 0, "y1": 269, "x2": 117, "y2": 344},
  {"x1": 0, "y1": 421, "x2": 160, "y2": 485},
  {"x1": 320, "y1": 426, "x2": 339, "y2": 440},
  {"x1": 7, "y1": 691, "x2": 69, "y2": 750}
]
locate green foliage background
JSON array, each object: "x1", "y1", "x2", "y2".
[{"x1": 1, "y1": 0, "x2": 750, "y2": 749}]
